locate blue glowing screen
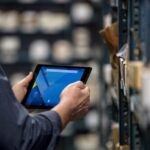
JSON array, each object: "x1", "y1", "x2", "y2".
[{"x1": 25, "y1": 67, "x2": 84, "y2": 107}]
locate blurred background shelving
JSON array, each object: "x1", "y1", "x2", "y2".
[{"x1": 0, "y1": 0, "x2": 102, "y2": 150}]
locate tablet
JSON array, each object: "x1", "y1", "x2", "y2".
[{"x1": 22, "y1": 64, "x2": 92, "y2": 109}]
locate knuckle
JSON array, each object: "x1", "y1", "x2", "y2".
[
  {"x1": 78, "y1": 81, "x2": 84, "y2": 87},
  {"x1": 74, "y1": 81, "x2": 81, "y2": 85},
  {"x1": 85, "y1": 86, "x2": 90, "y2": 92},
  {"x1": 87, "y1": 87, "x2": 90, "y2": 94},
  {"x1": 78, "y1": 81, "x2": 83, "y2": 84},
  {"x1": 86, "y1": 91, "x2": 90, "y2": 97}
]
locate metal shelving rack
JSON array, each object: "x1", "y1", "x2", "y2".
[
  {"x1": 128, "y1": 0, "x2": 142, "y2": 149},
  {"x1": 117, "y1": 0, "x2": 144, "y2": 149},
  {"x1": 100, "y1": 0, "x2": 150, "y2": 149},
  {"x1": 118, "y1": 0, "x2": 130, "y2": 146},
  {"x1": 118, "y1": 0, "x2": 149, "y2": 149}
]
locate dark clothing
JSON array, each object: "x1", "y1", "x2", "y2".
[{"x1": 0, "y1": 66, "x2": 62, "y2": 150}]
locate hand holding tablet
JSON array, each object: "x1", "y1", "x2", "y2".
[{"x1": 22, "y1": 64, "x2": 92, "y2": 109}]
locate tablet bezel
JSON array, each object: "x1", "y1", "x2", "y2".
[{"x1": 22, "y1": 64, "x2": 92, "y2": 109}]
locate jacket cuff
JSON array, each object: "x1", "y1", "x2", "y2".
[{"x1": 38, "y1": 110, "x2": 62, "y2": 133}]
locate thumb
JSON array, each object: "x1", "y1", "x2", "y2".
[{"x1": 20, "y1": 72, "x2": 33, "y2": 86}]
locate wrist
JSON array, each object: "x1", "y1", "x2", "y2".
[{"x1": 52, "y1": 102, "x2": 72, "y2": 129}]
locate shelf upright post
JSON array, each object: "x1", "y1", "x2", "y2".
[
  {"x1": 118, "y1": 0, "x2": 129, "y2": 146},
  {"x1": 128, "y1": 0, "x2": 143, "y2": 149}
]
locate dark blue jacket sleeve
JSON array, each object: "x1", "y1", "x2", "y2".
[{"x1": 0, "y1": 66, "x2": 62, "y2": 150}]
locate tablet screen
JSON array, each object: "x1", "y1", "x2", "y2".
[{"x1": 25, "y1": 66, "x2": 85, "y2": 107}]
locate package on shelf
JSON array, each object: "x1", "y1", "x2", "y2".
[
  {"x1": 21, "y1": 11, "x2": 38, "y2": 33},
  {"x1": 29, "y1": 39, "x2": 51, "y2": 62},
  {"x1": 103, "y1": 64, "x2": 112, "y2": 85},
  {"x1": 71, "y1": 2, "x2": 94, "y2": 24},
  {"x1": 72, "y1": 27, "x2": 91, "y2": 59},
  {"x1": 74, "y1": 46, "x2": 91, "y2": 59},
  {"x1": 73, "y1": 27, "x2": 91, "y2": 47},
  {"x1": 0, "y1": 36, "x2": 20, "y2": 63},
  {"x1": 141, "y1": 67, "x2": 150, "y2": 110},
  {"x1": 84, "y1": 109, "x2": 100, "y2": 131},
  {"x1": 38, "y1": 11, "x2": 70, "y2": 33},
  {"x1": 0, "y1": 10, "x2": 70, "y2": 33},
  {"x1": 0, "y1": 11, "x2": 19, "y2": 32},
  {"x1": 74, "y1": 133, "x2": 100, "y2": 150},
  {"x1": 103, "y1": 13, "x2": 112, "y2": 28},
  {"x1": 128, "y1": 61, "x2": 143, "y2": 90},
  {"x1": 52, "y1": 40, "x2": 73, "y2": 63},
  {"x1": 99, "y1": 22, "x2": 119, "y2": 87}
]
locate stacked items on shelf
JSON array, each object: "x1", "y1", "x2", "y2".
[
  {"x1": 99, "y1": 0, "x2": 131, "y2": 149},
  {"x1": 132, "y1": 0, "x2": 150, "y2": 150},
  {"x1": 99, "y1": 1, "x2": 121, "y2": 149}
]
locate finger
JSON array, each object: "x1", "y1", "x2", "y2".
[
  {"x1": 73, "y1": 81, "x2": 86, "y2": 89},
  {"x1": 79, "y1": 106, "x2": 89, "y2": 113},
  {"x1": 73, "y1": 103, "x2": 90, "y2": 115},
  {"x1": 72, "y1": 106, "x2": 89, "y2": 119},
  {"x1": 25, "y1": 72, "x2": 33, "y2": 83},
  {"x1": 20, "y1": 72, "x2": 33, "y2": 86},
  {"x1": 78, "y1": 96, "x2": 90, "y2": 108},
  {"x1": 67, "y1": 81, "x2": 86, "y2": 89},
  {"x1": 81, "y1": 86, "x2": 90, "y2": 97}
]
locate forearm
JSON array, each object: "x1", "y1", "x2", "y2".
[{"x1": 21, "y1": 111, "x2": 62, "y2": 150}]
